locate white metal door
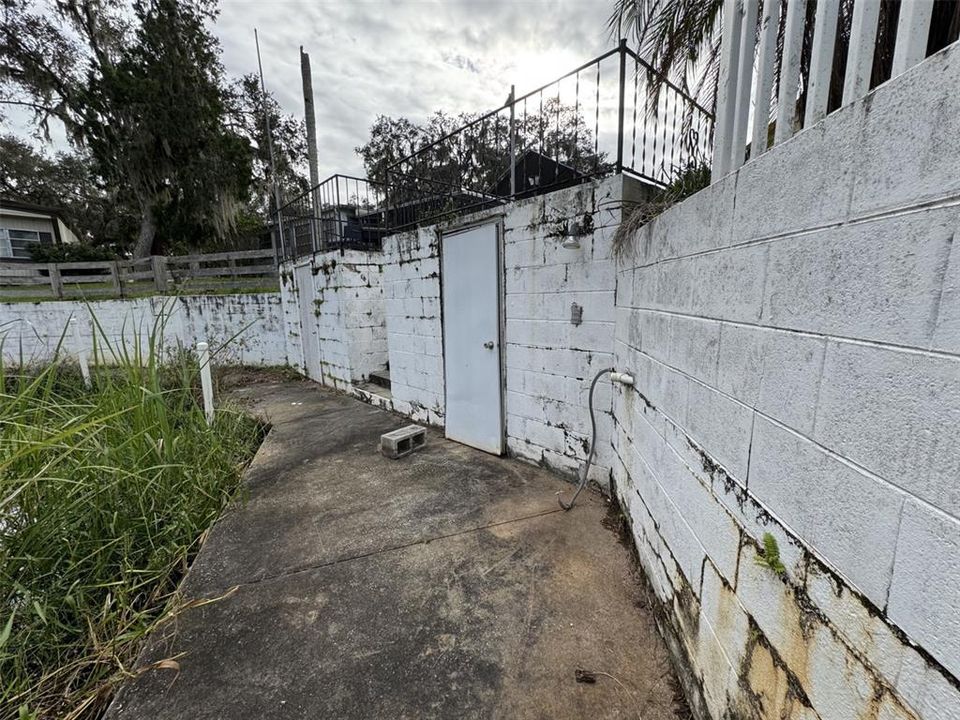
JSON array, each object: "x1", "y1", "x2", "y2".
[
  {"x1": 295, "y1": 262, "x2": 321, "y2": 381},
  {"x1": 441, "y1": 223, "x2": 504, "y2": 454}
]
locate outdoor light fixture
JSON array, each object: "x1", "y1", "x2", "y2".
[
  {"x1": 561, "y1": 215, "x2": 592, "y2": 250},
  {"x1": 561, "y1": 219, "x2": 583, "y2": 250}
]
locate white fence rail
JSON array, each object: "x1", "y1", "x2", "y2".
[{"x1": 712, "y1": 0, "x2": 948, "y2": 181}]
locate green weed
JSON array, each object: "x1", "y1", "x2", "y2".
[{"x1": 0, "y1": 312, "x2": 265, "y2": 719}]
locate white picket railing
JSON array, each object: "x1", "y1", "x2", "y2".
[{"x1": 712, "y1": 0, "x2": 942, "y2": 182}]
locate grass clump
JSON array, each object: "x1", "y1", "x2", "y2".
[{"x1": 0, "y1": 317, "x2": 266, "y2": 719}]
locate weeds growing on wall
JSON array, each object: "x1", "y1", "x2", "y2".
[
  {"x1": 0, "y1": 315, "x2": 266, "y2": 719},
  {"x1": 756, "y1": 533, "x2": 786, "y2": 575},
  {"x1": 613, "y1": 160, "x2": 711, "y2": 259}
]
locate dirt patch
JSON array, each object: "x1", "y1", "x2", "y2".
[
  {"x1": 600, "y1": 490, "x2": 696, "y2": 720},
  {"x1": 214, "y1": 365, "x2": 307, "y2": 393}
]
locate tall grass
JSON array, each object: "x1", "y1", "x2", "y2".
[{"x1": 0, "y1": 312, "x2": 266, "y2": 719}]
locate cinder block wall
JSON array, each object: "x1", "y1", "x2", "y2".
[
  {"x1": 279, "y1": 249, "x2": 387, "y2": 389},
  {"x1": 381, "y1": 227, "x2": 445, "y2": 426},
  {"x1": 278, "y1": 267, "x2": 304, "y2": 372},
  {"x1": 611, "y1": 42, "x2": 960, "y2": 720},
  {"x1": 0, "y1": 294, "x2": 290, "y2": 367},
  {"x1": 503, "y1": 176, "x2": 635, "y2": 484},
  {"x1": 380, "y1": 176, "x2": 650, "y2": 480}
]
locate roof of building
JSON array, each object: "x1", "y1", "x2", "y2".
[{"x1": 0, "y1": 197, "x2": 70, "y2": 218}]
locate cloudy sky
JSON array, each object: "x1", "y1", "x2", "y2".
[{"x1": 214, "y1": 0, "x2": 621, "y2": 178}]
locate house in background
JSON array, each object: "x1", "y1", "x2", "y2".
[
  {"x1": 0, "y1": 198, "x2": 79, "y2": 260},
  {"x1": 490, "y1": 149, "x2": 582, "y2": 198}
]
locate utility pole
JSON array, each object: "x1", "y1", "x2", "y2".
[
  {"x1": 255, "y1": 28, "x2": 285, "y2": 262},
  {"x1": 300, "y1": 46, "x2": 321, "y2": 251}
]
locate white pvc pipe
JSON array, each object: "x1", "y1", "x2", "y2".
[
  {"x1": 197, "y1": 341, "x2": 214, "y2": 425},
  {"x1": 70, "y1": 317, "x2": 91, "y2": 389}
]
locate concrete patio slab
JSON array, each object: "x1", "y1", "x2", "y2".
[{"x1": 106, "y1": 379, "x2": 688, "y2": 720}]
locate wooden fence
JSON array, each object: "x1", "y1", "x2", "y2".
[{"x1": 0, "y1": 249, "x2": 279, "y2": 301}]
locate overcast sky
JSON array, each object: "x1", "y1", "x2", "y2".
[
  {"x1": 216, "y1": 0, "x2": 619, "y2": 178},
  {"x1": 5, "y1": 1, "x2": 622, "y2": 180}
]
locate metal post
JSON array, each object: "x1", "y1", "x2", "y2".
[
  {"x1": 508, "y1": 85, "x2": 516, "y2": 197},
  {"x1": 751, "y1": 0, "x2": 781, "y2": 157},
  {"x1": 775, "y1": 0, "x2": 807, "y2": 145},
  {"x1": 892, "y1": 0, "x2": 935, "y2": 77},
  {"x1": 843, "y1": 0, "x2": 881, "y2": 105},
  {"x1": 197, "y1": 341, "x2": 214, "y2": 425},
  {"x1": 616, "y1": 38, "x2": 627, "y2": 173},
  {"x1": 804, "y1": 0, "x2": 841, "y2": 128},
  {"x1": 70, "y1": 317, "x2": 91, "y2": 389},
  {"x1": 335, "y1": 176, "x2": 343, "y2": 255}
]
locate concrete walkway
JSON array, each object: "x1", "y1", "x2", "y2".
[{"x1": 107, "y1": 379, "x2": 686, "y2": 720}]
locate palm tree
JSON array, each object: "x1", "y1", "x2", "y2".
[{"x1": 609, "y1": 0, "x2": 959, "y2": 128}]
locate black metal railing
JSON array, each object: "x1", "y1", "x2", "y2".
[
  {"x1": 275, "y1": 175, "x2": 389, "y2": 262},
  {"x1": 274, "y1": 42, "x2": 713, "y2": 263},
  {"x1": 385, "y1": 40, "x2": 714, "y2": 227},
  {"x1": 621, "y1": 43, "x2": 714, "y2": 185}
]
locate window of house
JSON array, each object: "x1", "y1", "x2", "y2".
[{"x1": 0, "y1": 228, "x2": 54, "y2": 259}]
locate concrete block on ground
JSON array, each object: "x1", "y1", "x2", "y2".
[{"x1": 380, "y1": 424, "x2": 427, "y2": 459}]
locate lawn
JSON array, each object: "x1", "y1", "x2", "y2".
[{"x1": 0, "y1": 323, "x2": 267, "y2": 719}]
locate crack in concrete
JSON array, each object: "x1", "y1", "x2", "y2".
[{"x1": 198, "y1": 506, "x2": 566, "y2": 595}]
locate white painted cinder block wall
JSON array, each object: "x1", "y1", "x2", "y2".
[
  {"x1": 0, "y1": 294, "x2": 290, "y2": 367},
  {"x1": 502, "y1": 177, "x2": 643, "y2": 484},
  {"x1": 611, "y1": 42, "x2": 960, "y2": 720},
  {"x1": 380, "y1": 175, "x2": 649, "y2": 481},
  {"x1": 279, "y1": 249, "x2": 387, "y2": 389},
  {"x1": 381, "y1": 227, "x2": 445, "y2": 426}
]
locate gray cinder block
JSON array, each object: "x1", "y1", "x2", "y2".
[{"x1": 381, "y1": 424, "x2": 426, "y2": 459}]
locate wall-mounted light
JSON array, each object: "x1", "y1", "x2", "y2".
[{"x1": 560, "y1": 215, "x2": 592, "y2": 250}]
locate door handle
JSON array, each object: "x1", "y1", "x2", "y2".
[{"x1": 483, "y1": 341, "x2": 495, "y2": 349}]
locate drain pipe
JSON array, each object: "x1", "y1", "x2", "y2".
[{"x1": 558, "y1": 367, "x2": 635, "y2": 511}]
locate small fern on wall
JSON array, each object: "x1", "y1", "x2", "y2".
[{"x1": 755, "y1": 533, "x2": 786, "y2": 575}]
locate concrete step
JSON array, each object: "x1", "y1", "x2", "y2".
[{"x1": 369, "y1": 368, "x2": 391, "y2": 390}]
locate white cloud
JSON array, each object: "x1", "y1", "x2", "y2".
[
  {"x1": 215, "y1": 0, "x2": 617, "y2": 178},
  {"x1": 5, "y1": 1, "x2": 621, "y2": 183}
]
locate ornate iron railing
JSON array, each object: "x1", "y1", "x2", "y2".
[
  {"x1": 275, "y1": 175, "x2": 389, "y2": 262},
  {"x1": 275, "y1": 42, "x2": 714, "y2": 262}
]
